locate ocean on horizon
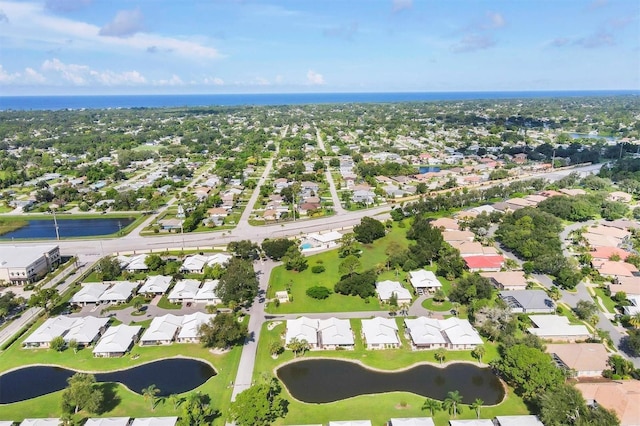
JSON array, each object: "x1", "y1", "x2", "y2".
[{"x1": 0, "y1": 90, "x2": 637, "y2": 111}]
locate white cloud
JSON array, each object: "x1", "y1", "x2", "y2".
[
  {"x1": 204, "y1": 76, "x2": 224, "y2": 85},
  {"x1": 99, "y1": 8, "x2": 144, "y2": 38},
  {"x1": 0, "y1": 1, "x2": 221, "y2": 59},
  {"x1": 42, "y1": 58, "x2": 90, "y2": 84},
  {"x1": 485, "y1": 12, "x2": 506, "y2": 29},
  {"x1": 0, "y1": 9, "x2": 8, "y2": 22},
  {"x1": 155, "y1": 74, "x2": 184, "y2": 86},
  {"x1": 0, "y1": 64, "x2": 19, "y2": 83},
  {"x1": 392, "y1": 0, "x2": 412, "y2": 13},
  {"x1": 40, "y1": 58, "x2": 147, "y2": 86},
  {"x1": 24, "y1": 67, "x2": 46, "y2": 83},
  {"x1": 306, "y1": 70, "x2": 325, "y2": 85}
]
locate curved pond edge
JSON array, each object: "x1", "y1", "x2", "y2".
[
  {"x1": 0, "y1": 355, "x2": 217, "y2": 404},
  {"x1": 274, "y1": 357, "x2": 508, "y2": 406}
]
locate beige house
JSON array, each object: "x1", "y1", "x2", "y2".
[
  {"x1": 576, "y1": 381, "x2": 640, "y2": 426},
  {"x1": 546, "y1": 343, "x2": 609, "y2": 377},
  {"x1": 481, "y1": 271, "x2": 529, "y2": 290}
]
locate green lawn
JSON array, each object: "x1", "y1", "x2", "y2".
[
  {"x1": 593, "y1": 287, "x2": 617, "y2": 314},
  {"x1": 254, "y1": 321, "x2": 526, "y2": 426},
  {"x1": 266, "y1": 225, "x2": 411, "y2": 314},
  {"x1": 157, "y1": 296, "x2": 182, "y2": 310},
  {"x1": 422, "y1": 299, "x2": 453, "y2": 312},
  {"x1": 0, "y1": 319, "x2": 242, "y2": 425}
]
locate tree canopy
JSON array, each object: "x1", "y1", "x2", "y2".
[
  {"x1": 492, "y1": 344, "x2": 564, "y2": 401},
  {"x1": 61, "y1": 373, "x2": 104, "y2": 415},
  {"x1": 261, "y1": 238, "x2": 297, "y2": 261},
  {"x1": 353, "y1": 216, "x2": 386, "y2": 244},
  {"x1": 198, "y1": 313, "x2": 248, "y2": 349},
  {"x1": 216, "y1": 258, "x2": 258, "y2": 305},
  {"x1": 229, "y1": 378, "x2": 288, "y2": 426}
]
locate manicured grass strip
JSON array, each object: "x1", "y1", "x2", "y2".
[
  {"x1": 157, "y1": 296, "x2": 182, "y2": 310},
  {"x1": 593, "y1": 287, "x2": 617, "y2": 314},
  {"x1": 422, "y1": 298, "x2": 453, "y2": 312}
]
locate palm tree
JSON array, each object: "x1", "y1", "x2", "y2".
[
  {"x1": 629, "y1": 312, "x2": 640, "y2": 329},
  {"x1": 548, "y1": 286, "x2": 561, "y2": 301},
  {"x1": 434, "y1": 348, "x2": 446, "y2": 365},
  {"x1": 287, "y1": 337, "x2": 310, "y2": 358},
  {"x1": 142, "y1": 384, "x2": 161, "y2": 410},
  {"x1": 443, "y1": 390, "x2": 463, "y2": 418},
  {"x1": 168, "y1": 393, "x2": 182, "y2": 411},
  {"x1": 471, "y1": 398, "x2": 484, "y2": 419},
  {"x1": 472, "y1": 345, "x2": 485, "y2": 365},
  {"x1": 421, "y1": 397, "x2": 441, "y2": 416}
]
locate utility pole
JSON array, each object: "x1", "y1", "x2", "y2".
[{"x1": 51, "y1": 205, "x2": 60, "y2": 240}]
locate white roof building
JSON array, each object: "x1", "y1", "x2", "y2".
[
  {"x1": 177, "y1": 312, "x2": 215, "y2": 342},
  {"x1": 71, "y1": 283, "x2": 110, "y2": 305},
  {"x1": 408, "y1": 270, "x2": 442, "y2": 293},
  {"x1": 84, "y1": 418, "x2": 130, "y2": 426},
  {"x1": 167, "y1": 279, "x2": 201, "y2": 303},
  {"x1": 131, "y1": 417, "x2": 178, "y2": 426},
  {"x1": 328, "y1": 421, "x2": 372, "y2": 426},
  {"x1": 99, "y1": 281, "x2": 138, "y2": 304},
  {"x1": 140, "y1": 314, "x2": 182, "y2": 345},
  {"x1": 361, "y1": 317, "x2": 400, "y2": 348},
  {"x1": 138, "y1": 275, "x2": 172, "y2": 294},
  {"x1": 404, "y1": 317, "x2": 447, "y2": 348},
  {"x1": 318, "y1": 318, "x2": 354, "y2": 348},
  {"x1": 124, "y1": 254, "x2": 149, "y2": 271},
  {"x1": 404, "y1": 317, "x2": 483, "y2": 349},
  {"x1": 20, "y1": 419, "x2": 61, "y2": 426},
  {"x1": 375, "y1": 280, "x2": 412, "y2": 304},
  {"x1": 23, "y1": 316, "x2": 109, "y2": 347},
  {"x1": 194, "y1": 279, "x2": 221, "y2": 305},
  {"x1": 494, "y1": 416, "x2": 544, "y2": 426},
  {"x1": 23, "y1": 316, "x2": 76, "y2": 347},
  {"x1": 527, "y1": 315, "x2": 591, "y2": 342},
  {"x1": 64, "y1": 316, "x2": 110, "y2": 346},
  {"x1": 440, "y1": 317, "x2": 484, "y2": 349},
  {"x1": 180, "y1": 253, "x2": 231, "y2": 273},
  {"x1": 389, "y1": 418, "x2": 435, "y2": 426},
  {"x1": 285, "y1": 317, "x2": 319, "y2": 347},
  {"x1": 308, "y1": 231, "x2": 343, "y2": 244},
  {"x1": 93, "y1": 324, "x2": 141, "y2": 357},
  {"x1": 449, "y1": 421, "x2": 494, "y2": 426}
]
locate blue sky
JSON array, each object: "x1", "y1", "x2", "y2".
[{"x1": 0, "y1": 0, "x2": 638, "y2": 95}]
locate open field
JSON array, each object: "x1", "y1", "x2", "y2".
[{"x1": 266, "y1": 223, "x2": 411, "y2": 313}]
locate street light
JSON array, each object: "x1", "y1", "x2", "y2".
[{"x1": 50, "y1": 204, "x2": 60, "y2": 240}]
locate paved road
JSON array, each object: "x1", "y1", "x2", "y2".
[
  {"x1": 230, "y1": 259, "x2": 275, "y2": 400},
  {"x1": 236, "y1": 127, "x2": 285, "y2": 229},
  {"x1": 315, "y1": 126, "x2": 345, "y2": 215}
]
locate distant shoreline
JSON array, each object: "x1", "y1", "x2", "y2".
[{"x1": 1, "y1": 90, "x2": 638, "y2": 111}]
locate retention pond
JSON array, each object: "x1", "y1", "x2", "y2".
[
  {"x1": 277, "y1": 359, "x2": 504, "y2": 404},
  {"x1": 0, "y1": 358, "x2": 215, "y2": 404},
  {"x1": 0, "y1": 217, "x2": 136, "y2": 239}
]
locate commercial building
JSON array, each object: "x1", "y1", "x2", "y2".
[{"x1": 0, "y1": 245, "x2": 60, "y2": 284}]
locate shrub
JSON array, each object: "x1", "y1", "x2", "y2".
[
  {"x1": 306, "y1": 286, "x2": 331, "y2": 300},
  {"x1": 311, "y1": 265, "x2": 326, "y2": 274}
]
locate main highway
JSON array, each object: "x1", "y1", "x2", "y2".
[{"x1": 0, "y1": 162, "x2": 603, "y2": 258}]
